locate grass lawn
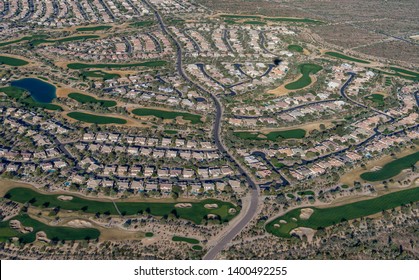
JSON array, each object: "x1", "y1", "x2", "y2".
[
  {"x1": 285, "y1": 63, "x2": 322, "y2": 90},
  {"x1": 76, "y1": 25, "x2": 112, "y2": 32},
  {"x1": 67, "y1": 60, "x2": 167, "y2": 69},
  {"x1": 192, "y1": 245, "x2": 203, "y2": 250},
  {"x1": 360, "y1": 151, "x2": 419, "y2": 181},
  {"x1": 31, "y1": 35, "x2": 100, "y2": 46},
  {"x1": 0, "y1": 35, "x2": 48, "y2": 47},
  {"x1": 145, "y1": 232, "x2": 154, "y2": 237},
  {"x1": 67, "y1": 112, "x2": 127, "y2": 124},
  {"x1": 0, "y1": 86, "x2": 62, "y2": 111},
  {"x1": 266, "y1": 187, "x2": 419, "y2": 237},
  {"x1": 132, "y1": 108, "x2": 202, "y2": 124},
  {"x1": 234, "y1": 129, "x2": 306, "y2": 141},
  {"x1": 384, "y1": 77, "x2": 392, "y2": 86},
  {"x1": 172, "y1": 235, "x2": 200, "y2": 244},
  {"x1": 164, "y1": 130, "x2": 178, "y2": 135},
  {"x1": 297, "y1": 190, "x2": 315, "y2": 196},
  {"x1": 5, "y1": 187, "x2": 239, "y2": 224},
  {"x1": 0, "y1": 55, "x2": 29, "y2": 66},
  {"x1": 220, "y1": 14, "x2": 261, "y2": 19},
  {"x1": 389, "y1": 67, "x2": 419, "y2": 80},
  {"x1": 0, "y1": 213, "x2": 100, "y2": 243},
  {"x1": 243, "y1": 20, "x2": 266, "y2": 25},
  {"x1": 265, "y1": 17, "x2": 323, "y2": 24},
  {"x1": 325, "y1": 51, "x2": 370, "y2": 64},
  {"x1": 287, "y1": 45, "x2": 304, "y2": 53},
  {"x1": 68, "y1": 92, "x2": 117, "y2": 107},
  {"x1": 81, "y1": 70, "x2": 121, "y2": 80},
  {"x1": 365, "y1": 94, "x2": 384, "y2": 107}
]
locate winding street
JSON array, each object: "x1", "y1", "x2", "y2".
[{"x1": 142, "y1": 0, "x2": 260, "y2": 259}]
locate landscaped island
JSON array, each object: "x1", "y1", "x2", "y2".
[{"x1": 266, "y1": 187, "x2": 419, "y2": 238}]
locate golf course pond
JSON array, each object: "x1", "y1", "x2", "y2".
[
  {"x1": 266, "y1": 187, "x2": 419, "y2": 238},
  {"x1": 11, "y1": 78, "x2": 56, "y2": 103}
]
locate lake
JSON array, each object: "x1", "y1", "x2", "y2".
[{"x1": 11, "y1": 78, "x2": 56, "y2": 103}]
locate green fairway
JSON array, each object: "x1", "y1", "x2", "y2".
[
  {"x1": 297, "y1": 190, "x2": 315, "y2": 196},
  {"x1": 132, "y1": 108, "x2": 202, "y2": 124},
  {"x1": 192, "y1": 245, "x2": 203, "y2": 250},
  {"x1": 0, "y1": 86, "x2": 62, "y2": 111},
  {"x1": 81, "y1": 70, "x2": 120, "y2": 80},
  {"x1": 220, "y1": 14, "x2": 261, "y2": 19},
  {"x1": 129, "y1": 21, "x2": 155, "y2": 27},
  {"x1": 68, "y1": 93, "x2": 117, "y2": 107},
  {"x1": 234, "y1": 129, "x2": 306, "y2": 141},
  {"x1": 5, "y1": 187, "x2": 239, "y2": 224},
  {"x1": 287, "y1": 45, "x2": 304, "y2": 53},
  {"x1": 360, "y1": 151, "x2": 419, "y2": 181},
  {"x1": 384, "y1": 77, "x2": 392, "y2": 86},
  {"x1": 67, "y1": 112, "x2": 127, "y2": 124},
  {"x1": 31, "y1": 35, "x2": 100, "y2": 46},
  {"x1": 164, "y1": 130, "x2": 178, "y2": 135},
  {"x1": 365, "y1": 93, "x2": 384, "y2": 106},
  {"x1": 389, "y1": 67, "x2": 419, "y2": 79},
  {"x1": 325, "y1": 51, "x2": 370, "y2": 64},
  {"x1": 243, "y1": 20, "x2": 266, "y2": 25},
  {"x1": 76, "y1": 25, "x2": 112, "y2": 32},
  {"x1": 0, "y1": 35, "x2": 48, "y2": 47},
  {"x1": 0, "y1": 213, "x2": 100, "y2": 243},
  {"x1": 172, "y1": 236, "x2": 200, "y2": 244},
  {"x1": 285, "y1": 63, "x2": 322, "y2": 90},
  {"x1": 266, "y1": 187, "x2": 419, "y2": 238},
  {"x1": 67, "y1": 60, "x2": 167, "y2": 69},
  {"x1": 0, "y1": 55, "x2": 29, "y2": 66}
]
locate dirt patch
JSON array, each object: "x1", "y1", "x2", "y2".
[
  {"x1": 204, "y1": 203, "x2": 218, "y2": 209},
  {"x1": 67, "y1": 219, "x2": 93, "y2": 228},
  {"x1": 175, "y1": 203, "x2": 192, "y2": 208},
  {"x1": 57, "y1": 195, "x2": 73, "y2": 201},
  {"x1": 299, "y1": 208, "x2": 314, "y2": 220}
]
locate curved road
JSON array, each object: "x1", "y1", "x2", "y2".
[{"x1": 142, "y1": 0, "x2": 261, "y2": 260}]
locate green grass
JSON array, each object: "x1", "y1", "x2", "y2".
[
  {"x1": 360, "y1": 151, "x2": 419, "y2": 181},
  {"x1": 234, "y1": 129, "x2": 306, "y2": 141},
  {"x1": 0, "y1": 86, "x2": 62, "y2": 110},
  {"x1": 285, "y1": 63, "x2": 322, "y2": 90},
  {"x1": 67, "y1": 60, "x2": 167, "y2": 69},
  {"x1": 0, "y1": 35, "x2": 48, "y2": 47},
  {"x1": 68, "y1": 93, "x2": 117, "y2": 107},
  {"x1": 370, "y1": 68, "x2": 419, "y2": 81},
  {"x1": 365, "y1": 94, "x2": 384, "y2": 106},
  {"x1": 31, "y1": 35, "x2": 100, "y2": 46},
  {"x1": 164, "y1": 130, "x2": 178, "y2": 135},
  {"x1": 67, "y1": 112, "x2": 126, "y2": 124},
  {"x1": 172, "y1": 235, "x2": 200, "y2": 244},
  {"x1": 266, "y1": 187, "x2": 419, "y2": 238},
  {"x1": 325, "y1": 51, "x2": 370, "y2": 64},
  {"x1": 243, "y1": 20, "x2": 266, "y2": 25},
  {"x1": 224, "y1": 19, "x2": 238, "y2": 24},
  {"x1": 76, "y1": 25, "x2": 112, "y2": 32},
  {"x1": 132, "y1": 108, "x2": 202, "y2": 124},
  {"x1": 287, "y1": 194, "x2": 295, "y2": 199},
  {"x1": 0, "y1": 55, "x2": 29, "y2": 66},
  {"x1": 192, "y1": 245, "x2": 203, "y2": 250},
  {"x1": 0, "y1": 213, "x2": 100, "y2": 243},
  {"x1": 129, "y1": 21, "x2": 155, "y2": 27},
  {"x1": 220, "y1": 14, "x2": 261, "y2": 19},
  {"x1": 389, "y1": 67, "x2": 419, "y2": 79},
  {"x1": 297, "y1": 190, "x2": 315, "y2": 196},
  {"x1": 81, "y1": 70, "x2": 120, "y2": 80},
  {"x1": 145, "y1": 232, "x2": 154, "y2": 237},
  {"x1": 5, "y1": 187, "x2": 239, "y2": 224},
  {"x1": 384, "y1": 77, "x2": 392, "y2": 86},
  {"x1": 270, "y1": 158, "x2": 285, "y2": 168},
  {"x1": 288, "y1": 45, "x2": 304, "y2": 53}
]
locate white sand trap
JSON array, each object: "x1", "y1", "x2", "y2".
[
  {"x1": 299, "y1": 208, "x2": 314, "y2": 220},
  {"x1": 291, "y1": 217, "x2": 297, "y2": 222},
  {"x1": 290, "y1": 227, "x2": 316, "y2": 243},
  {"x1": 10, "y1": 220, "x2": 33, "y2": 233},
  {"x1": 67, "y1": 219, "x2": 93, "y2": 228},
  {"x1": 204, "y1": 203, "x2": 218, "y2": 209},
  {"x1": 207, "y1": 214, "x2": 218, "y2": 219},
  {"x1": 36, "y1": 231, "x2": 51, "y2": 243},
  {"x1": 274, "y1": 224, "x2": 280, "y2": 228},
  {"x1": 228, "y1": 208, "x2": 237, "y2": 214},
  {"x1": 57, "y1": 195, "x2": 73, "y2": 201},
  {"x1": 175, "y1": 203, "x2": 192, "y2": 208},
  {"x1": 371, "y1": 166, "x2": 383, "y2": 171},
  {"x1": 279, "y1": 220, "x2": 287, "y2": 224}
]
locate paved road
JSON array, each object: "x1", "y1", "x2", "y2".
[{"x1": 142, "y1": 0, "x2": 260, "y2": 259}]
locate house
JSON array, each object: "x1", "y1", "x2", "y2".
[
  {"x1": 130, "y1": 165, "x2": 142, "y2": 176},
  {"x1": 182, "y1": 169, "x2": 195, "y2": 178},
  {"x1": 144, "y1": 167, "x2": 155, "y2": 177}
]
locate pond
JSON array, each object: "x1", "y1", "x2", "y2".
[{"x1": 11, "y1": 78, "x2": 56, "y2": 103}]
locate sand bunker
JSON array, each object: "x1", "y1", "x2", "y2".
[
  {"x1": 36, "y1": 231, "x2": 51, "y2": 243},
  {"x1": 279, "y1": 220, "x2": 287, "y2": 224},
  {"x1": 175, "y1": 203, "x2": 192, "y2": 208},
  {"x1": 274, "y1": 224, "x2": 280, "y2": 228},
  {"x1": 228, "y1": 208, "x2": 237, "y2": 214},
  {"x1": 67, "y1": 220, "x2": 93, "y2": 228},
  {"x1": 204, "y1": 203, "x2": 218, "y2": 209},
  {"x1": 57, "y1": 195, "x2": 74, "y2": 201},
  {"x1": 10, "y1": 220, "x2": 33, "y2": 234},
  {"x1": 290, "y1": 227, "x2": 316, "y2": 243},
  {"x1": 299, "y1": 208, "x2": 314, "y2": 220},
  {"x1": 207, "y1": 214, "x2": 218, "y2": 219}
]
